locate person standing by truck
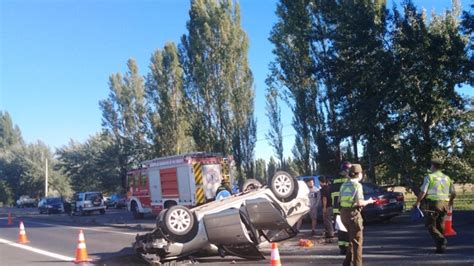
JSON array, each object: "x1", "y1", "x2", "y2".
[
  {"x1": 331, "y1": 161, "x2": 352, "y2": 254},
  {"x1": 319, "y1": 175, "x2": 334, "y2": 241}
]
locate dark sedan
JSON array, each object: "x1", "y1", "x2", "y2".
[
  {"x1": 105, "y1": 194, "x2": 127, "y2": 209},
  {"x1": 38, "y1": 197, "x2": 64, "y2": 214},
  {"x1": 362, "y1": 182, "x2": 404, "y2": 221}
]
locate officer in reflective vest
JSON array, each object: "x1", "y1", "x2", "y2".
[
  {"x1": 339, "y1": 164, "x2": 375, "y2": 266},
  {"x1": 331, "y1": 161, "x2": 351, "y2": 254},
  {"x1": 414, "y1": 158, "x2": 456, "y2": 253}
]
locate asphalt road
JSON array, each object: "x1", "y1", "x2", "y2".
[{"x1": 0, "y1": 207, "x2": 473, "y2": 265}]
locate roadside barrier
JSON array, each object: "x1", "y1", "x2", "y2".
[
  {"x1": 7, "y1": 212, "x2": 13, "y2": 225},
  {"x1": 443, "y1": 206, "x2": 457, "y2": 237},
  {"x1": 270, "y1": 242, "x2": 281, "y2": 266},
  {"x1": 18, "y1": 221, "x2": 30, "y2": 244},
  {"x1": 74, "y1": 230, "x2": 90, "y2": 264}
]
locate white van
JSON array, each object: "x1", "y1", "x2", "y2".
[{"x1": 73, "y1": 192, "x2": 106, "y2": 215}]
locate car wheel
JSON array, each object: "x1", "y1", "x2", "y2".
[
  {"x1": 242, "y1": 179, "x2": 262, "y2": 193},
  {"x1": 161, "y1": 205, "x2": 198, "y2": 243},
  {"x1": 131, "y1": 201, "x2": 144, "y2": 220},
  {"x1": 270, "y1": 171, "x2": 297, "y2": 202},
  {"x1": 100, "y1": 209, "x2": 105, "y2": 215},
  {"x1": 79, "y1": 207, "x2": 85, "y2": 216}
]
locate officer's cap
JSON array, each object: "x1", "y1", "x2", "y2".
[
  {"x1": 349, "y1": 164, "x2": 363, "y2": 177},
  {"x1": 431, "y1": 158, "x2": 444, "y2": 166}
]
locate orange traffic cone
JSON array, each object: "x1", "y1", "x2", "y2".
[
  {"x1": 18, "y1": 221, "x2": 30, "y2": 244},
  {"x1": 444, "y1": 206, "x2": 457, "y2": 237},
  {"x1": 270, "y1": 242, "x2": 281, "y2": 266},
  {"x1": 74, "y1": 230, "x2": 90, "y2": 264},
  {"x1": 7, "y1": 212, "x2": 13, "y2": 225}
]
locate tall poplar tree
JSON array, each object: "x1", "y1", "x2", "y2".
[
  {"x1": 146, "y1": 42, "x2": 193, "y2": 157},
  {"x1": 270, "y1": 0, "x2": 316, "y2": 175},
  {"x1": 392, "y1": 2, "x2": 471, "y2": 182},
  {"x1": 181, "y1": 0, "x2": 255, "y2": 184},
  {"x1": 265, "y1": 66, "x2": 284, "y2": 166},
  {"x1": 99, "y1": 59, "x2": 148, "y2": 186}
]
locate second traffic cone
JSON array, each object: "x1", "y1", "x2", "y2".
[
  {"x1": 7, "y1": 212, "x2": 13, "y2": 225},
  {"x1": 444, "y1": 206, "x2": 457, "y2": 237},
  {"x1": 74, "y1": 230, "x2": 90, "y2": 264},
  {"x1": 18, "y1": 221, "x2": 30, "y2": 244},
  {"x1": 270, "y1": 242, "x2": 281, "y2": 266}
]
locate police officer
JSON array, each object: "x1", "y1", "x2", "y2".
[
  {"x1": 331, "y1": 161, "x2": 352, "y2": 254},
  {"x1": 339, "y1": 164, "x2": 375, "y2": 266},
  {"x1": 414, "y1": 158, "x2": 456, "y2": 253},
  {"x1": 216, "y1": 178, "x2": 232, "y2": 195}
]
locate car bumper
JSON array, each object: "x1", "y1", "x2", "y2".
[{"x1": 363, "y1": 203, "x2": 404, "y2": 220}]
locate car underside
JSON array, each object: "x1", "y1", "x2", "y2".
[{"x1": 133, "y1": 171, "x2": 310, "y2": 264}]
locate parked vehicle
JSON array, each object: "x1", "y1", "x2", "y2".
[
  {"x1": 73, "y1": 192, "x2": 106, "y2": 215},
  {"x1": 127, "y1": 152, "x2": 234, "y2": 219},
  {"x1": 362, "y1": 182, "x2": 405, "y2": 222},
  {"x1": 133, "y1": 171, "x2": 310, "y2": 264},
  {"x1": 295, "y1": 177, "x2": 404, "y2": 223},
  {"x1": 38, "y1": 197, "x2": 64, "y2": 214},
  {"x1": 16, "y1": 196, "x2": 37, "y2": 208},
  {"x1": 106, "y1": 194, "x2": 127, "y2": 209}
]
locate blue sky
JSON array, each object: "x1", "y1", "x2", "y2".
[{"x1": 1, "y1": 0, "x2": 472, "y2": 162}]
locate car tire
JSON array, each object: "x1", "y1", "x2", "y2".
[
  {"x1": 161, "y1": 205, "x2": 198, "y2": 243},
  {"x1": 131, "y1": 201, "x2": 144, "y2": 220},
  {"x1": 79, "y1": 207, "x2": 85, "y2": 216},
  {"x1": 270, "y1": 171, "x2": 298, "y2": 202},
  {"x1": 100, "y1": 209, "x2": 105, "y2": 215},
  {"x1": 242, "y1": 179, "x2": 262, "y2": 193}
]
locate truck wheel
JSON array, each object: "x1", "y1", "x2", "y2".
[
  {"x1": 131, "y1": 201, "x2": 144, "y2": 220},
  {"x1": 161, "y1": 205, "x2": 197, "y2": 243},
  {"x1": 270, "y1": 171, "x2": 297, "y2": 202}
]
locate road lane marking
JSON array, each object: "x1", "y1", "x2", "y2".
[
  {"x1": 23, "y1": 220, "x2": 149, "y2": 236},
  {"x1": 0, "y1": 238, "x2": 75, "y2": 261}
]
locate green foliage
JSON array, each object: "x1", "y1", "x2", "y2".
[
  {"x1": 181, "y1": 0, "x2": 256, "y2": 185},
  {"x1": 99, "y1": 59, "x2": 149, "y2": 186},
  {"x1": 146, "y1": 42, "x2": 193, "y2": 157},
  {"x1": 268, "y1": 0, "x2": 472, "y2": 186},
  {"x1": 265, "y1": 65, "x2": 285, "y2": 166},
  {"x1": 56, "y1": 133, "x2": 121, "y2": 194},
  {"x1": 0, "y1": 112, "x2": 72, "y2": 203},
  {"x1": 269, "y1": 0, "x2": 317, "y2": 176}
]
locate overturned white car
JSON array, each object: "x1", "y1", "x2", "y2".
[{"x1": 133, "y1": 171, "x2": 310, "y2": 264}]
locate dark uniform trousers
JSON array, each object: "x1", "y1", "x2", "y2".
[
  {"x1": 341, "y1": 208, "x2": 363, "y2": 266},
  {"x1": 425, "y1": 200, "x2": 448, "y2": 248}
]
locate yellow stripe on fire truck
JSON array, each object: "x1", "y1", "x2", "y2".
[
  {"x1": 193, "y1": 162, "x2": 202, "y2": 185},
  {"x1": 195, "y1": 187, "x2": 205, "y2": 205},
  {"x1": 193, "y1": 162, "x2": 205, "y2": 204}
]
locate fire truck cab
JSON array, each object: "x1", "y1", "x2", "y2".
[{"x1": 127, "y1": 152, "x2": 233, "y2": 219}]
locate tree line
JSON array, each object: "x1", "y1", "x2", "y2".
[
  {"x1": 266, "y1": 0, "x2": 473, "y2": 186},
  {"x1": 0, "y1": 0, "x2": 472, "y2": 205}
]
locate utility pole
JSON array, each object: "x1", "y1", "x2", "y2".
[{"x1": 45, "y1": 158, "x2": 48, "y2": 197}]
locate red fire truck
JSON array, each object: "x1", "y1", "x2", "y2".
[{"x1": 126, "y1": 152, "x2": 233, "y2": 219}]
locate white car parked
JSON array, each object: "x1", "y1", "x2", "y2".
[{"x1": 73, "y1": 192, "x2": 106, "y2": 215}]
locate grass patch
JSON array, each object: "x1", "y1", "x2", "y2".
[{"x1": 404, "y1": 192, "x2": 474, "y2": 210}]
